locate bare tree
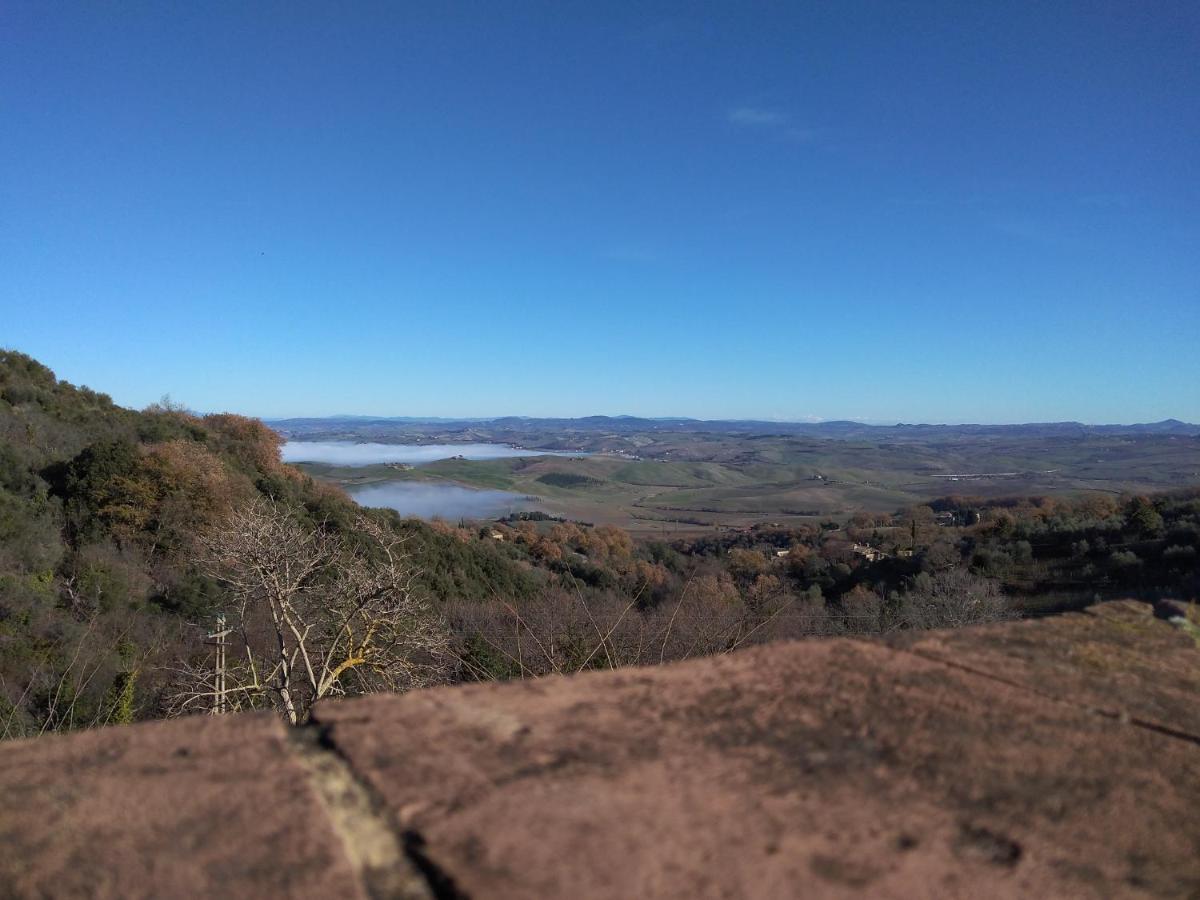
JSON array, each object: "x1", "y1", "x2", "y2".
[
  {"x1": 168, "y1": 498, "x2": 449, "y2": 724},
  {"x1": 897, "y1": 568, "x2": 1014, "y2": 630},
  {"x1": 448, "y1": 571, "x2": 806, "y2": 682}
]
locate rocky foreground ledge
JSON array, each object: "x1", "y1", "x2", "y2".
[{"x1": 2, "y1": 601, "x2": 1198, "y2": 899}]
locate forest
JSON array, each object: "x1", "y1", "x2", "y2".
[{"x1": 1, "y1": 350, "x2": 1197, "y2": 738}]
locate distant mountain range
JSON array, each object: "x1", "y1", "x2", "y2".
[{"x1": 268, "y1": 415, "x2": 1200, "y2": 440}]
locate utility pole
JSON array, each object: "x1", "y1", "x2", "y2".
[{"x1": 206, "y1": 614, "x2": 232, "y2": 715}]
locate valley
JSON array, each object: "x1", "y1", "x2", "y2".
[{"x1": 279, "y1": 418, "x2": 1200, "y2": 531}]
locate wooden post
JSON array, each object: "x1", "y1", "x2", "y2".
[{"x1": 206, "y1": 615, "x2": 232, "y2": 715}]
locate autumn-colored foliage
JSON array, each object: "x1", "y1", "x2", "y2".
[
  {"x1": 2, "y1": 349, "x2": 1197, "y2": 740},
  {"x1": 202, "y1": 413, "x2": 284, "y2": 474},
  {"x1": 139, "y1": 440, "x2": 252, "y2": 551}
]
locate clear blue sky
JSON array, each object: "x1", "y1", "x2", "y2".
[{"x1": 2, "y1": 2, "x2": 1197, "y2": 423}]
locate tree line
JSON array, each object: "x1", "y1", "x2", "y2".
[{"x1": 2, "y1": 350, "x2": 1195, "y2": 736}]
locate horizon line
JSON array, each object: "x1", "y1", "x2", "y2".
[{"x1": 257, "y1": 414, "x2": 1198, "y2": 429}]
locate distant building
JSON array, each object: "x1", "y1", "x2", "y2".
[{"x1": 852, "y1": 543, "x2": 886, "y2": 563}]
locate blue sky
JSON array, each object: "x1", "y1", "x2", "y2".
[{"x1": 2, "y1": 2, "x2": 1197, "y2": 423}]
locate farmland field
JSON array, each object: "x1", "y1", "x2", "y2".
[{"x1": 280, "y1": 417, "x2": 1200, "y2": 530}]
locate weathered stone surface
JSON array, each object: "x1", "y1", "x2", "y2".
[
  {"x1": 0, "y1": 713, "x2": 366, "y2": 899},
  {"x1": 1, "y1": 601, "x2": 1198, "y2": 899},
  {"x1": 316, "y1": 607, "x2": 1200, "y2": 898},
  {"x1": 885, "y1": 600, "x2": 1200, "y2": 740}
]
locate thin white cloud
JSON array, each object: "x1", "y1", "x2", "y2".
[
  {"x1": 727, "y1": 108, "x2": 828, "y2": 146},
  {"x1": 727, "y1": 106, "x2": 788, "y2": 127},
  {"x1": 784, "y1": 126, "x2": 824, "y2": 143}
]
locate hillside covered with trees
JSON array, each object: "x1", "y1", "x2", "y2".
[
  {"x1": 0, "y1": 351, "x2": 540, "y2": 736},
  {"x1": 1, "y1": 351, "x2": 1196, "y2": 739}
]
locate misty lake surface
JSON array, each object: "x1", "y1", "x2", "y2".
[
  {"x1": 281, "y1": 441, "x2": 557, "y2": 520},
  {"x1": 348, "y1": 482, "x2": 537, "y2": 521},
  {"x1": 281, "y1": 441, "x2": 570, "y2": 466}
]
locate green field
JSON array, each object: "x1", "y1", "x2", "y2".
[{"x1": 295, "y1": 427, "x2": 1200, "y2": 533}]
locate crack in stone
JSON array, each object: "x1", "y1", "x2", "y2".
[
  {"x1": 894, "y1": 645, "x2": 1200, "y2": 749},
  {"x1": 401, "y1": 830, "x2": 472, "y2": 900},
  {"x1": 288, "y1": 724, "x2": 461, "y2": 899},
  {"x1": 284, "y1": 616, "x2": 1197, "y2": 898}
]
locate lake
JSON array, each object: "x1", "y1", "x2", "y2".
[
  {"x1": 281, "y1": 440, "x2": 554, "y2": 520},
  {"x1": 348, "y1": 481, "x2": 537, "y2": 521},
  {"x1": 281, "y1": 441, "x2": 570, "y2": 466}
]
